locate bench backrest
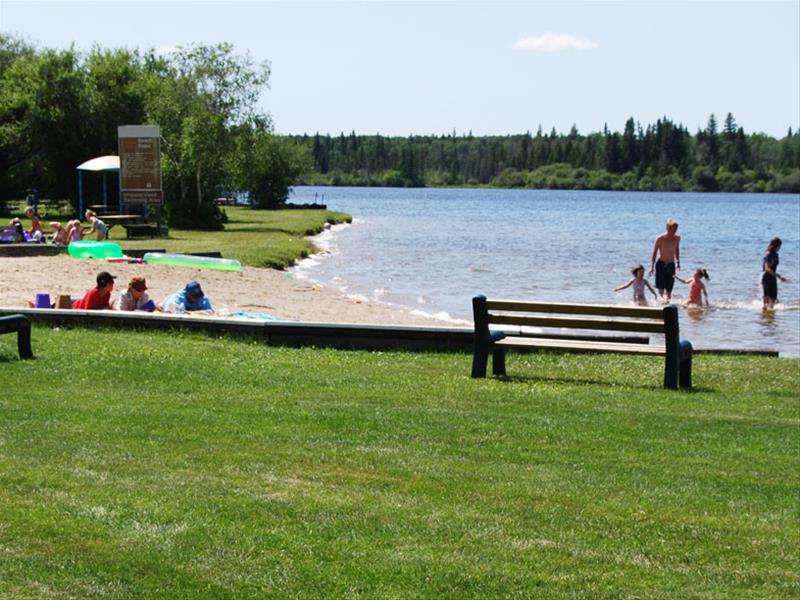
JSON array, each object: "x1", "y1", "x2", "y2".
[{"x1": 473, "y1": 295, "x2": 681, "y2": 350}]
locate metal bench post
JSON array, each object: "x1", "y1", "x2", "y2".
[
  {"x1": 0, "y1": 314, "x2": 34, "y2": 360},
  {"x1": 17, "y1": 317, "x2": 33, "y2": 359},
  {"x1": 492, "y1": 348, "x2": 506, "y2": 376},
  {"x1": 471, "y1": 295, "x2": 490, "y2": 378},
  {"x1": 679, "y1": 341, "x2": 693, "y2": 389},
  {"x1": 663, "y1": 305, "x2": 680, "y2": 390}
]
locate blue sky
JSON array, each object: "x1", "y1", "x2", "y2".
[{"x1": 1, "y1": 0, "x2": 798, "y2": 137}]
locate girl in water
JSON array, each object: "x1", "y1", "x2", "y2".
[
  {"x1": 674, "y1": 269, "x2": 710, "y2": 308},
  {"x1": 613, "y1": 264, "x2": 658, "y2": 306},
  {"x1": 761, "y1": 237, "x2": 787, "y2": 310}
]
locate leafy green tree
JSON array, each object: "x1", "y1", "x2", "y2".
[
  {"x1": 233, "y1": 119, "x2": 311, "y2": 208},
  {"x1": 0, "y1": 44, "x2": 84, "y2": 200},
  {"x1": 141, "y1": 43, "x2": 270, "y2": 228}
]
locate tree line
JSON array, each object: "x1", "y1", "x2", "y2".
[
  {"x1": 290, "y1": 116, "x2": 800, "y2": 193},
  {"x1": 2, "y1": 35, "x2": 798, "y2": 234},
  {"x1": 0, "y1": 36, "x2": 308, "y2": 228}
]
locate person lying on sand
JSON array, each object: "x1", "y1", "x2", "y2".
[
  {"x1": 72, "y1": 271, "x2": 116, "y2": 310},
  {"x1": 118, "y1": 276, "x2": 156, "y2": 312},
  {"x1": 160, "y1": 280, "x2": 214, "y2": 314}
]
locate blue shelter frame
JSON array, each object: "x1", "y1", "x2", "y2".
[{"x1": 76, "y1": 156, "x2": 121, "y2": 217}]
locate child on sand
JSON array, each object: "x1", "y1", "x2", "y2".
[
  {"x1": 72, "y1": 271, "x2": 116, "y2": 310},
  {"x1": 84, "y1": 210, "x2": 109, "y2": 241},
  {"x1": 117, "y1": 276, "x2": 156, "y2": 312},
  {"x1": 613, "y1": 264, "x2": 658, "y2": 306},
  {"x1": 160, "y1": 280, "x2": 214, "y2": 314},
  {"x1": 24, "y1": 206, "x2": 43, "y2": 242},
  {"x1": 49, "y1": 221, "x2": 68, "y2": 245},
  {"x1": 65, "y1": 219, "x2": 83, "y2": 243},
  {"x1": 674, "y1": 269, "x2": 710, "y2": 308}
]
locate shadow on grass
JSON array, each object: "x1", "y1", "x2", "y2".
[
  {"x1": 492, "y1": 373, "x2": 715, "y2": 393},
  {"x1": 224, "y1": 225, "x2": 317, "y2": 235}
]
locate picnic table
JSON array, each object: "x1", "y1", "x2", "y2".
[{"x1": 100, "y1": 215, "x2": 144, "y2": 239}]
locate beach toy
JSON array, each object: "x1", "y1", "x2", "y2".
[
  {"x1": 105, "y1": 257, "x2": 144, "y2": 264},
  {"x1": 68, "y1": 240, "x2": 123, "y2": 260},
  {"x1": 141, "y1": 300, "x2": 157, "y2": 312},
  {"x1": 231, "y1": 311, "x2": 277, "y2": 321},
  {"x1": 143, "y1": 252, "x2": 241, "y2": 272},
  {"x1": 34, "y1": 293, "x2": 51, "y2": 309},
  {"x1": 55, "y1": 294, "x2": 72, "y2": 309}
]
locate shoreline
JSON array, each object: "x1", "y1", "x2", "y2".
[{"x1": 0, "y1": 255, "x2": 456, "y2": 327}]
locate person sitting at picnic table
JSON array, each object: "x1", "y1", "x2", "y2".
[
  {"x1": 118, "y1": 276, "x2": 156, "y2": 312},
  {"x1": 160, "y1": 280, "x2": 214, "y2": 314},
  {"x1": 72, "y1": 271, "x2": 116, "y2": 310},
  {"x1": 84, "y1": 209, "x2": 109, "y2": 241}
]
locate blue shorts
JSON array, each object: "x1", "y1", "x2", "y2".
[{"x1": 655, "y1": 260, "x2": 675, "y2": 292}]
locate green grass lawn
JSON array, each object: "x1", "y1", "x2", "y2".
[
  {"x1": 1, "y1": 326, "x2": 798, "y2": 598},
  {"x1": 10, "y1": 205, "x2": 351, "y2": 269}
]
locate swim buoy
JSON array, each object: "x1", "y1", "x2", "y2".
[
  {"x1": 143, "y1": 252, "x2": 241, "y2": 272},
  {"x1": 68, "y1": 240, "x2": 124, "y2": 259}
]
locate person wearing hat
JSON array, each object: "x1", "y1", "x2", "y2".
[
  {"x1": 160, "y1": 280, "x2": 214, "y2": 314},
  {"x1": 118, "y1": 276, "x2": 156, "y2": 312},
  {"x1": 72, "y1": 271, "x2": 116, "y2": 310}
]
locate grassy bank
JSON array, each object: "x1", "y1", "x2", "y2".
[
  {"x1": 1, "y1": 326, "x2": 798, "y2": 598},
  {"x1": 9, "y1": 205, "x2": 351, "y2": 269}
]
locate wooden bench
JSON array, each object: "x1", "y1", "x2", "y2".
[
  {"x1": 0, "y1": 314, "x2": 34, "y2": 359},
  {"x1": 123, "y1": 223, "x2": 168, "y2": 239},
  {"x1": 471, "y1": 295, "x2": 693, "y2": 389}
]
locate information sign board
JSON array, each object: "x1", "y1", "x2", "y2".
[{"x1": 118, "y1": 125, "x2": 162, "y2": 205}]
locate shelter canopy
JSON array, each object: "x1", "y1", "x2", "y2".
[{"x1": 76, "y1": 155, "x2": 120, "y2": 172}]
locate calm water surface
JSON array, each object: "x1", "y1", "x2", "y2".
[{"x1": 290, "y1": 186, "x2": 800, "y2": 357}]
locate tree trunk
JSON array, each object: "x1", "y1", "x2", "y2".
[{"x1": 195, "y1": 163, "x2": 203, "y2": 210}]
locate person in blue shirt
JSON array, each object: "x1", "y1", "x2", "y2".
[{"x1": 160, "y1": 280, "x2": 214, "y2": 314}]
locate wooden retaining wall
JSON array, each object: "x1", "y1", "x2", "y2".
[{"x1": 0, "y1": 308, "x2": 780, "y2": 357}]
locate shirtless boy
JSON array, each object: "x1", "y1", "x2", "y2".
[{"x1": 649, "y1": 218, "x2": 681, "y2": 302}]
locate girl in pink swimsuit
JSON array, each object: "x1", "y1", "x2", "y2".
[
  {"x1": 613, "y1": 264, "x2": 658, "y2": 306},
  {"x1": 674, "y1": 269, "x2": 710, "y2": 308}
]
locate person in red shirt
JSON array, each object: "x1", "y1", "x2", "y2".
[{"x1": 72, "y1": 271, "x2": 116, "y2": 310}]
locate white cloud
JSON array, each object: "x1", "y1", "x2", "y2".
[{"x1": 513, "y1": 33, "x2": 598, "y2": 53}]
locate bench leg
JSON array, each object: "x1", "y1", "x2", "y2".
[
  {"x1": 663, "y1": 358, "x2": 678, "y2": 390},
  {"x1": 17, "y1": 322, "x2": 34, "y2": 360},
  {"x1": 471, "y1": 346, "x2": 489, "y2": 378},
  {"x1": 679, "y1": 341, "x2": 693, "y2": 389},
  {"x1": 679, "y1": 356, "x2": 692, "y2": 389},
  {"x1": 492, "y1": 348, "x2": 506, "y2": 376}
]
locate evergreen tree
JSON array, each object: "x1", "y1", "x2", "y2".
[{"x1": 621, "y1": 117, "x2": 638, "y2": 172}]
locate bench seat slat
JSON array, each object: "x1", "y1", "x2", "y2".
[
  {"x1": 495, "y1": 336, "x2": 666, "y2": 355},
  {"x1": 485, "y1": 300, "x2": 665, "y2": 319},
  {"x1": 488, "y1": 314, "x2": 666, "y2": 333}
]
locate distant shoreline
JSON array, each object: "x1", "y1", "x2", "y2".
[{"x1": 297, "y1": 180, "x2": 800, "y2": 194}]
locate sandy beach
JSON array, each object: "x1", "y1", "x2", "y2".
[{"x1": 0, "y1": 255, "x2": 453, "y2": 326}]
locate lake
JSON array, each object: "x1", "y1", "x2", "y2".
[{"x1": 290, "y1": 186, "x2": 800, "y2": 357}]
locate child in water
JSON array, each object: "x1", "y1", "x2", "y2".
[
  {"x1": 613, "y1": 264, "x2": 658, "y2": 306},
  {"x1": 674, "y1": 269, "x2": 710, "y2": 308}
]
